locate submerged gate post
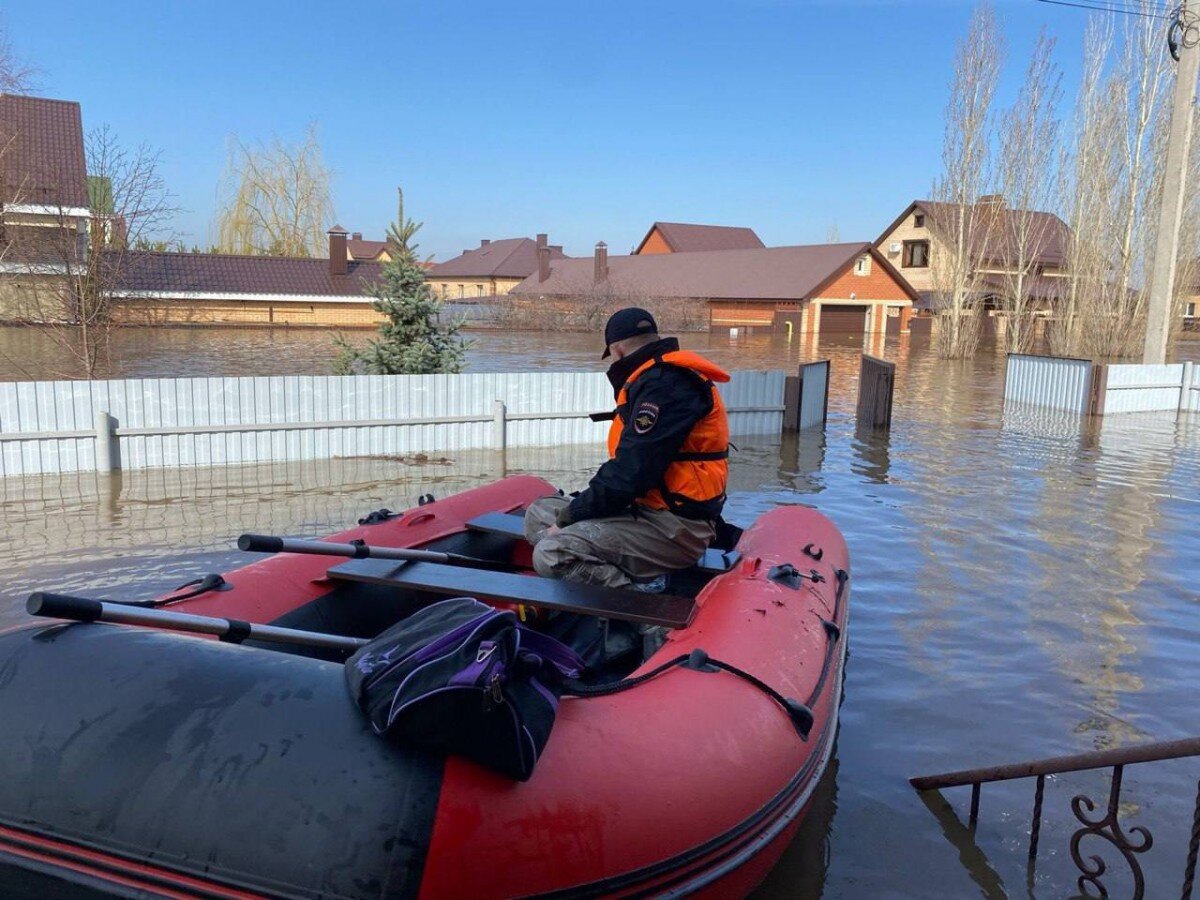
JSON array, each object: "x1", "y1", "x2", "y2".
[
  {"x1": 1182, "y1": 361, "x2": 1195, "y2": 415},
  {"x1": 492, "y1": 400, "x2": 507, "y2": 451},
  {"x1": 94, "y1": 411, "x2": 119, "y2": 473},
  {"x1": 856, "y1": 356, "x2": 895, "y2": 430}
]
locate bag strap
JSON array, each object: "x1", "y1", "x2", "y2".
[
  {"x1": 517, "y1": 626, "x2": 586, "y2": 678},
  {"x1": 563, "y1": 648, "x2": 814, "y2": 739}
]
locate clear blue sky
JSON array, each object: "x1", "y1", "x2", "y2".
[{"x1": 7, "y1": 1, "x2": 1096, "y2": 260}]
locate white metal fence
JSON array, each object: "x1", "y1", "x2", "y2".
[
  {"x1": 0, "y1": 370, "x2": 786, "y2": 477},
  {"x1": 1100, "y1": 361, "x2": 1199, "y2": 415},
  {"x1": 1004, "y1": 354, "x2": 1095, "y2": 414}
]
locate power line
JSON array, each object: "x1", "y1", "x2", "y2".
[{"x1": 1033, "y1": 0, "x2": 1174, "y2": 19}]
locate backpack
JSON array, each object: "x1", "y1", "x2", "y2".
[{"x1": 345, "y1": 597, "x2": 584, "y2": 781}]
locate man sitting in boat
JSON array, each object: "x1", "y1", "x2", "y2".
[{"x1": 524, "y1": 308, "x2": 731, "y2": 592}]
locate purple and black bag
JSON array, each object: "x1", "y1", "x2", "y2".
[{"x1": 345, "y1": 597, "x2": 585, "y2": 781}]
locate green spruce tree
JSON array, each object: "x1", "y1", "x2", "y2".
[{"x1": 333, "y1": 210, "x2": 469, "y2": 375}]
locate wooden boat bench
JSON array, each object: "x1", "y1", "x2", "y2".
[
  {"x1": 325, "y1": 558, "x2": 696, "y2": 628},
  {"x1": 465, "y1": 512, "x2": 741, "y2": 574}
]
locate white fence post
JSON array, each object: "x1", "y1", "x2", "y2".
[
  {"x1": 1182, "y1": 361, "x2": 1195, "y2": 413},
  {"x1": 493, "y1": 400, "x2": 507, "y2": 451},
  {"x1": 95, "y1": 412, "x2": 118, "y2": 473}
]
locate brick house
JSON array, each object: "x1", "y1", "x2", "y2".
[
  {"x1": 108, "y1": 227, "x2": 385, "y2": 328},
  {"x1": 633, "y1": 222, "x2": 764, "y2": 255},
  {"x1": 346, "y1": 232, "x2": 390, "y2": 263},
  {"x1": 0, "y1": 94, "x2": 92, "y2": 318},
  {"x1": 427, "y1": 234, "x2": 567, "y2": 300},
  {"x1": 874, "y1": 196, "x2": 1071, "y2": 310},
  {"x1": 512, "y1": 239, "x2": 918, "y2": 336}
]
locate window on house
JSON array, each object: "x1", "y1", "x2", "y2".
[
  {"x1": 903, "y1": 240, "x2": 930, "y2": 268},
  {"x1": 457, "y1": 284, "x2": 464, "y2": 298},
  {"x1": 914, "y1": 213, "x2": 925, "y2": 228},
  {"x1": 476, "y1": 284, "x2": 485, "y2": 297},
  {"x1": 854, "y1": 255, "x2": 870, "y2": 276},
  {"x1": 1187, "y1": 302, "x2": 1197, "y2": 317}
]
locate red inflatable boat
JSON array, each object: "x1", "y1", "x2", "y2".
[{"x1": 0, "y1": 475, "x2": 850, "y2": 899}]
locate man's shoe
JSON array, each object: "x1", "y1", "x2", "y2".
[{"x1": 631, "y1": 575, "x2": 667, "y2": 594}]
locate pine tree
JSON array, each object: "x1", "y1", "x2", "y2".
[{"x1": 334, "y1": 213, "x2": 469, "y2": 375}]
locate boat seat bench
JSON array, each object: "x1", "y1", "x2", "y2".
[
  {"x1": 326, "y1": 558, "x2": 696, "y2": 628},
  {"x1": 465, "y1": 512, "x2": 741, "y2": 574}
]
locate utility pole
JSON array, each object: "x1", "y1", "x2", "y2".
[{"x1": 1144, "y1": 3, "x2": 1200, "y2": 364}]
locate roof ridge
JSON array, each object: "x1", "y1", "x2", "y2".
[{"x1": 117, "y1": 249, "x2": 383, "y2": 265}]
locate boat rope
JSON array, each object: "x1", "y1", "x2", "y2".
[
  {"x1": 106, "y1": 574, "x2": 231, "y2": 609},
  {"x1": 564, "y1": 648, "x2": 814, "y2": 739}
]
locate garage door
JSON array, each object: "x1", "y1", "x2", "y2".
[{"x1": 819, "y1": 305, "x2": 868, "y2": 334}]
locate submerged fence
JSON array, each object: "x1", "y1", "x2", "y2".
[
  {"x1": 0, "y1": 370, "x2": 787, "y2": 478},
  {"x1": 1005, "y1": 355, "x2": 1200, "y2": 418}
]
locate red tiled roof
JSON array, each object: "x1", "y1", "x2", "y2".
[
  {"x1": 428, "y1": 237, "x2": 567, "y2": 279},
  {"x1": 106, "y1": 250, "x2": 384, "y2": 298},
  {"x1": 635, "y1": 222, "x2": 765, "y2": 254},
  {"x1": 347, "y1": 238, "x2": 388, "y2": 260},
  {"x1": 512, "y1": 242, "x2": 910, "y2": 302},
  {"x1": 0, "y1": 94, "x2": 89, "y2": 209}
]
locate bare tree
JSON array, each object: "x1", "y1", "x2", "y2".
[
  {"x1": 0, "y1": 17, "x2": 36, "y2": 94},
  {"x1": 1054, "y1": 7, "x2": 1172, "y2": 358},
  {"x1": 994, "y1": 30, "x2": 1062, "y2": 354},
  {"x1": 213, "y1": 124, "x2": 334, "y2": 257},
  {"x1": 11, "y1": 126, "x2": 177, "y2": 378},
  {"x1": 929, "y1": 3, "x2": 1005, "y2": 359}
]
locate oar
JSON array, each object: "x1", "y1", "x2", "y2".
[
  {"x1": 26, "y1": 592, "x2": 367, "y2": 652},
  {"x1": 237, "y1": 534, "x2": 514, "y2": 572}
]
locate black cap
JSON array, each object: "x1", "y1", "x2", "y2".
[{"x1": 601, "y1": 307, "x2": 658, "y2": 359}]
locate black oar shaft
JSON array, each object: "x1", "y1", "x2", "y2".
[
  {"x1": 26, "y1": 592, "x2": 367, "y2": 652},
  {"x1": 237, "y1": 534, "x2": 504, "y2": 570}
]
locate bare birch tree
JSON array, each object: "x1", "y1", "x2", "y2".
[
  {"x1": 213, "y1": 124, "x2": 334, "y2": 257},
  {"x1": 994, "y1": 30, "x2": 1062, "y2": 354},
  {"x1": 1054, "y1": 7, "x2": 1172, "y2": 358},
  {"x1": 0, "y1": 18, "x2": 35, "y2": 94},
  {"x1": 929, "y1": 3, "x2": 1004, "y2": 359},
  {"x1": 11, "y1": 126, "x2": 177, "y2": 378}
]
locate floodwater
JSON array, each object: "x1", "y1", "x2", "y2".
[{"x1": 1, "y1": 326, "x2": 1199, "y2": 898}]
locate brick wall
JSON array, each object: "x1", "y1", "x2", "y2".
[
  {"x1": 636, "y1": 229, "x2": 672, "y2": 254},
  {"x1": 818, "y1": 255, "x2": 914, "y2": 302},
  {"x1": 112, "y1": 299, "x2": 385, "y2": 328}
]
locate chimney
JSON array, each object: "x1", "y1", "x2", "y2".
[
  {"x1": 481, "y1": 239, "x2": 491, "y2": 247},
  {"x1": 328, "y1": 225, "x2": 348, "y2": 275},
  {"x1": 351, "y1": 231, "x2": 362, "y2": 241},
  {"x1": 977, "y1": 194, "x2": 1005, "y2": 208},
  {"x1": 594, "y1": 241, "x2": 609, "y2": 283},
  {"x1": 536, "y1": 233, "x2": 550, "y2": 282}
]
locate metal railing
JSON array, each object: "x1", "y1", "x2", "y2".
[{"x1": 911, "y1": 737, "x2": 1200, "y2": 899}]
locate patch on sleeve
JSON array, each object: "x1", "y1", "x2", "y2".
[{"x1": 632, "y1": 402, "x2": 660, "y2": 434}]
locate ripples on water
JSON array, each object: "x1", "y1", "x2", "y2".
[{"x1": 0, "y1": 326, "x2": 1197, "y2": 898}]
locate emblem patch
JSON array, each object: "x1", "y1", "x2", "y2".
[{"x1": 633, "y1": 402, "x2": 660, "y2": 434}]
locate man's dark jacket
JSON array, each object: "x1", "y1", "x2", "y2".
[{"x1": 559, "y1": 338, "x2": 719, "y2": 526}]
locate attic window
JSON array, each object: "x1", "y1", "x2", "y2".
[
  {"x1": 854, "y1": 255, "x2": 871, "y2": 276},
  {"x1": 914, "y1": 213, "x2": 926, "y2": 228}
]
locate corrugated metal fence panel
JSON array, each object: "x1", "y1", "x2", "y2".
[
  {"x1": 1102, "y1": 363, "x2": 1184, "y2": 414},
  {"x1": 798, "y1": 361, "x2": 830, "y2": 430},
  {"x1": 0, "y1": 370, "x2": 785, "y2": 477},
  {"x1": 1004, "y1": 354, "x2": 1093, "y2": 414},
  {"x1": 723, "y1": 370, "x2": 786, "y2": 435}
]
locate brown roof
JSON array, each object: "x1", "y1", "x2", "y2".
[
  {"x1": 878, "y1": 200, "x2": 1071, "y2": 268},
  {"x1": 512, "y1": 242, "x2": 915, "y2": 302},
  {"x1": 0, "y1": 94, "x2": 89, "y2": 209},
  {"x1": 635, "y1": 222, "x2": 765, "y2": 254},
  {"x1": 347, "y1": 238, "x2": 389, "y2": 260},
  {"x1": 428, "y1": 237, "x2": 567, "y2": 279},
  {"x1": 107, "y1": 250, "x2": 384, "y2": 298}
]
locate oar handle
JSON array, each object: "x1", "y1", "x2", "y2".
[
  {"x1": 27, "y1": 592, "x2": 368, "y2": 652},
  {"x1": 27, "y1": 592, "x2": 103, "y2": 622},
  {"x1": 237, "y1": 533, "x2": 511, "y2": 571}
]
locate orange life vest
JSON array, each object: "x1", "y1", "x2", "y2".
[{"x1": 607, "y1": 350, "x2": 731, "y2": 518}]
